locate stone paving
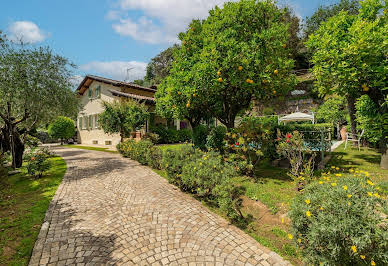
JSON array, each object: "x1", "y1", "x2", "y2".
[{"x1": 29, "y1": 148, "x2": 290, "y2": 266}]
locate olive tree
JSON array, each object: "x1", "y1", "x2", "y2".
[
  {"x1": 156, "y1": 0, "x2": 296, "y2": 129},
  {"x1": 99, "y1": 100, "x2": 150, "y2": 142},
  {"x1": 0, "y1": 43, "x2": 79, "y2": 168}
]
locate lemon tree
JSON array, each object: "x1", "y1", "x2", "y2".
[
  {"x1": 306, "y1": 0, "x2": 387, "y2": 137},
  {"x1": 156, "y1": 0, "x2": 296, "y2": 129}
]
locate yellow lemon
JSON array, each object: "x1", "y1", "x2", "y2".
[
  {"x1": 238, "y1": 66, "x2": 243, "y2": 71},
  {"x1": 178, "y1": 91, "x2": 181, "y2": 95},
  {"x1": 274, "y1": 69, "x2": 279, "y2": 75},
  {"x1": 217, "y1": 71, "x2": 221, "y2": 76},
  {"x1": 273, "y1": 90, "x2": 277, "y2": 94},
  {"x1": 218, "y1": 77, "x2": 223, "y2": 82},
  {"x1": 186, "y1": 103, "x2": 190, "y2": 108}
]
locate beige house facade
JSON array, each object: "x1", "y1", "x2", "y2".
[{"x1": 76, "y1": 75, "x2": 167, "y2": 147}]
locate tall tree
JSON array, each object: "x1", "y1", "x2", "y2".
[
  {"x1": 0, "y1": 43, "x2": 79, "y2": 168},
  {"x1": 307, "y1": 0, "x2": 387, "y2": 138},
  {"x1": 156, "y1": 0, "x2": 296, "y2": 129},
  {"x1": 144, "y1": 44, "x2": 180, "y2": 86},
  {"x1": 304, "y1": 0, "x2": 360, "y2": 38},
  {"x1": 99, "y1": 100, "x2": 149, "y2": 141}
]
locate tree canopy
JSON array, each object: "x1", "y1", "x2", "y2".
[
  {"x1": 306, "y1": 0, "x2": 387, "y2": 136},
  {"x1": 48, "y1": 116, "x2": 75, "y2": 144},
  {"x1": 99, "y1": 100, "x2": 150, "y2": 141},
  {"x1": 304, "y1": 0, "x2": 360, "y2": 38},
  {"x1": 156, "y1": 0, "x2": 296, "y2": 128},
  {"x1": 0, "y1": 42, "x2": 79, "y2": 167}
]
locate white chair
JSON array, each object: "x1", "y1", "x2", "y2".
[{"x1": 345, "y1": 129, "x2": 365, "y2": 151}]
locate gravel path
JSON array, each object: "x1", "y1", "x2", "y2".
[{"x1": 29, "y1": 148, "x2": 290, "y2": 266}]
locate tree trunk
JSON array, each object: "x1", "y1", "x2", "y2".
[
  {"x1": 381, "y1": 147, "x2": 388, "y2": 170},
  {"x1": 61, "y1": 138, "x2": 63, "y2": 145},
  {"x1": 336, "y1": 123, "x2": 341, "y2": 141},
  {"x1": 346, "y1": 95, "x2": 357, "y2": 136}
]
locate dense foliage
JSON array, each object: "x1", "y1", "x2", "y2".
[
  {"x1": 48, "y1": 116, "x2": 75, "y2": 144},
  {"x1": 150, "y1": 125, "x2": 191, "y2": 144},
  {"x1": 117, "y1": 140, "x2": 244, "y2": 220},
  {"x1": 0, "y1": 43, "x2": 78, "y2": 168},
  {"x1": 355, "y1": 95, "x2": 384, "y2": 146},
  {"x1": 99, "y1": 100, "x2": 149, "y2": 141},
  {"x1": 306, "y1": 0, "x2": 387, "y2": 137},
  {"x1": 156, "y1": 0, "x2": 296, "y2": 128},
  {"x1": 24, "y1": 148, "x2": 54, "y2": 178},
  {"x1": 316, "y1": 95, "x2": 348, "y2": 140},
  {"x1": 289, "y1": 175, "x2": 388, "y2": 265}
]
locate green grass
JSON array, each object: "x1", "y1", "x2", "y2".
[
  {"x1": 62, "y1": 144, "x2": 118, "y2": 153},
  {"x1": 0, "y1": 157, "x2": 67, "y2": 266},
  {"x1": 328, "y1": 143, "x2": 388, "y2": 190}
]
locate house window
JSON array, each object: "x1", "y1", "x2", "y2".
[
  {"x1": 89, "y1": 115, "x2": 93, "y2": 129},
  {"x1": 105, "y1": 140, "x2": 112, "y2": 145},
  {"x1": 95, "y1": 86, "x2": 101, "y2": 98},
  {"x1": 92, "y1": 140, "x2": 98, "y2": 144},
  {"x1": 83, "y1": 116, "x2": 88, "y2": 130},
  {"x1": 95, "y1": 114, "x2": 99, "y2": 129}
]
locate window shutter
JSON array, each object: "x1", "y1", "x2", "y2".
[
  {"x1": 96, "y1": 86, "x2": 101, "y2": 98},
  {"x1": 84, "y1": 116, "x2": 88, "y2": 130},
  {"x1": 88, "y1": 88, "x2": 92, "y2": 98},
  {"x1": 95, "y1": 114, "x2": 99, "y2": 129},
  {"x1": 79, "y1": 117, "x2": 82, "y2": 130},
  {"x1": 89, "y1": 115, "x2": 93, "y2": 129}
]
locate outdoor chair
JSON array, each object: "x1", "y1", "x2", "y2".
[{"x1": 344, "y1": 129, "x2": 364, "y2": 151}]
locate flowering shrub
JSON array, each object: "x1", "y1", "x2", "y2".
[
  {"x1": 147, "y1": 146, "x2": 163, "y2": 170},
  {"x1": 289, "y1": 176, "x2": 388, "y2": 265},
  {"x1": 161, "y1": 145, "x2": 202, "y2": 186},
  {"x1": 117, "y1": 139, "x2": 154, "y2": 165},
  {"x1": 276, "y1": 131, "x2": 316, "y2": 187},
  {"x1": 180, "y1": 151, "x2": 244, "y2": 220},
  {"x1": 24, "y1": 148, "x2": 52, "y2": 178}
]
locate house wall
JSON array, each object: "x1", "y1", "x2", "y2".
[
  {"x1": 77, "y1": 81, "x2": 121, "y2": 146},
  {"x1": 76, "y1": 80, "x2": 168, "y2": 146}
]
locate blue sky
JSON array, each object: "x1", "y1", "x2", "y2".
[{"x1": 1, "y1": 0, "x2": 340, "y2": 84}]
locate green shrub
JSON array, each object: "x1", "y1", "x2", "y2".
[
  {"x1": 161, "y1": 145, "x2": 201, "y2": 186},
  {"x1": 117, "y1": 139, "x2": 154, "y2": 165},
  {"x1": 289, "y1": 176, "x2": 388, "y2": 265},
  {"x1": 223, "y1": 153, "x2": 253, "y2": 176},
  {"x1": 206, "y1": 126, "x2": 227, "y2": 152},
  {"x1": 24, "y1": 148, "x2": 52, "y2": 178},
  {"x1": 181, "y1": 151, "x2": 244, "y2": 220},
  {"x1": 142, "y1": 132, "x2": 160, "y2": 144},
  {"x1": 48, "y1": 116, "x2": 75, "y2": 144},
  {"x1": 150, "y1": 125, "x2": 192, "y2": 144},
  {"x1": 193, "y1": 125, "x2": 210, "y2": 150},
  {"x1": 148, "y1": 146, "x2": 163, "y2": 170}
]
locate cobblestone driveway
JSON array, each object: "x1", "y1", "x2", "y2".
[{"x1": 29, "y1": 148, "x2": 290, "y2": 266}]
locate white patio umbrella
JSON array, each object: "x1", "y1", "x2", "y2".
[{"x1": 278, "y1": 112, "x2": 315, "y2": 125}]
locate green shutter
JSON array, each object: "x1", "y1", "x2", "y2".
[
  {"x1": 79, "y1": 117, "x2": 82, "y2": 130},
  {"x1": 96, "y1": 86, "x2": 101, "y2": 98},
  {"x1": 88, "y1": 88, "x2": 92, "y2": 98},
  {"x1": 89, "y1": 115, "x2": 93, "y2": 129}
]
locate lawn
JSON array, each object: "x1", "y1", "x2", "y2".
[
  {"x1": 0, "y1": 156, "x2": 67, "y2": 265},
  {"x1": 62, "y1": 144, "x2": 118, "y2": 153}
]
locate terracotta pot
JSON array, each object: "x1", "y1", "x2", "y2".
[{"x1": 340, "y1": 126, "x2": 347, "y2": 141}]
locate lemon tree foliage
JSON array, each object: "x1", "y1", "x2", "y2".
[
  {"x1": 48, "y1": 116, "x2": 75, "y2": 145},
  {"x1": 156, "y1": 0, "x2": 296, "y2": 128},
  {"x1": 306, "y1": 0, "x2": 388, "y2": 137},
  {"x1": 0, "y1": 42, "x2": 78, "y2": 168},
  {"x1": 99, "y1": 100, "x2": 149, "y2": 141}
]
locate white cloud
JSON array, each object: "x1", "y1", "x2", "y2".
[
  {"x1": 109, "y1": 0, "x2": 235, "y2": 44},
  {"x1": 80, "y1": 61, "x2": 147, "y2": 81},
  {"x1": 8, "y1": 21, "x2": 46, "y2": 44}
]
